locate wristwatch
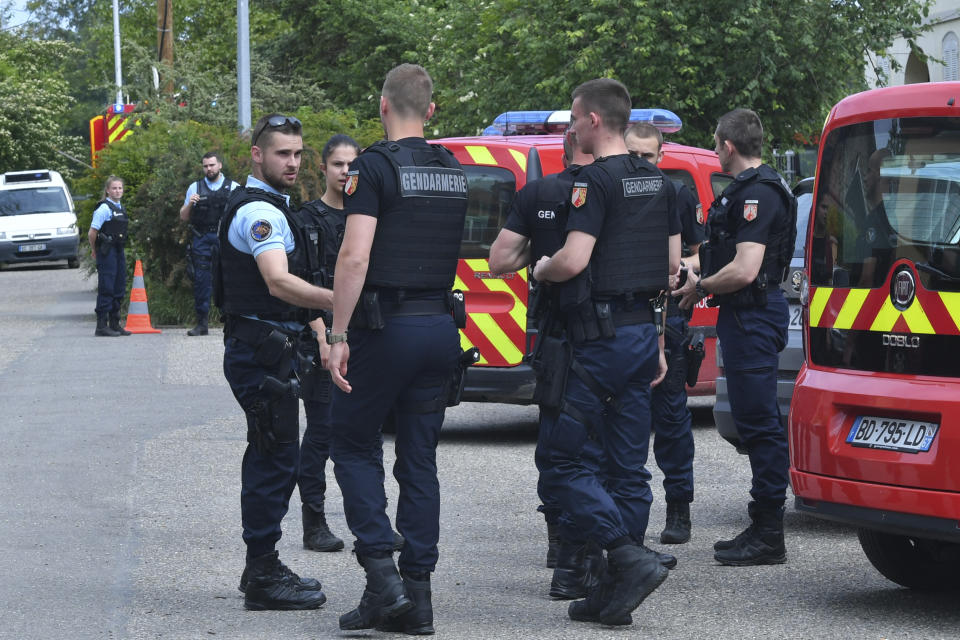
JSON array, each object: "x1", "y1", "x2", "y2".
[
  {"x1": 695, "y1": 279, "x2": 709, "y2": 300},
  {"x1": 325, "y1": 328, "x2": 348, "y2": 345}
]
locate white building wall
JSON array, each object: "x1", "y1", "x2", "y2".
[{"x1": 866, "y1": 0, "x2": 960, "y2": 86}]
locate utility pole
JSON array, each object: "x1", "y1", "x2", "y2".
[
  {"x1": 237, "y1": 0, "x2": 251, "y2": 132},
  {"x1": 112, "y1": 0, "x2": 123, "y2": 105},
  {"x1": 157, "y1": 0, "x2": 174, "y2": 94}
]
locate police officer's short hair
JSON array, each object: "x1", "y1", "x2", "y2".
[
  {"x1": 383, "y1": 64, "x2": 433, "y2": 119},
  {"x1": 716, "y1": 109, "x2": 763, "y2": 159},
  {"x1": 625, "y1": 123, "x2": 662, "y2": 149},
  {"x1": 572, "y1": 79, "x2": 631, "y2": 134},
  {"x1": 202, "y1": 151, "x2": 222, "y2": 163},
  {"x1": 251, "y1": 113, "x2": 302, "y2": 150}
]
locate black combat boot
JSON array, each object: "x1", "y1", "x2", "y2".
[
  {"x1": 640, "y1": 544, "x2": 678, "y2": 570},
  {"x1": 95, "y1": 314, "x2": 121, "y2": 337},
  {"x1": 596, "y1": 543, "x2": 668, "y2": 626},
  {"x1": 660, "y1": 501, "x2": 691, "y2": 544},
  {"x1": 242, "y1": 551, "x2": 327, "y2": 611},
  {"x1": 568, "y1": 559, "x2": 632, "y2": 626},
  {"x1": 714, "y1": 501, "x2": 761, "y2": 551},
  {"x1": 714, "y1": 503, "x2": 786, "y2": 566},
  {"x1": 302, "y1": 503, "x2": 344, "y2": 552},
  {"x1": 550, "y1": 541, "x2": 588, "y2": 599},
  {"x1": 377, "y1": 571, "x2": 435, "y2": 635},
  {"x1": 339, "y1": 554, "x2": 414, "y2": 630},
  {"x1": 108, "y1": 314, "x2": 131, "y2": 336},
  {"x1": 239, "y1": 556, "x2": 323, "y2": 593},
  {"x1": 187, "y1": 314, "x2": 208, "y2": 336},
  {"x1": 546, "y1": 521, "x2": 561, "y2": 568}
]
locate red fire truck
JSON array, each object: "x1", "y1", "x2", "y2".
[
  {"x1": 88, "y1": 103, "x2": 138, "y2": 166},
  {"x1": 790, "y1": 82, "x2": 960, "y2": 589},
  {"x1": 432, "y1": 109, "x2": 731, "y2": 404}
]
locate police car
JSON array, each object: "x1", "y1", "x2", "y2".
[
  {"x1": 430, "y1": 110, "x2": 732, "y2": 404},
  {"x1": 0, "y1": 170, "x2": 80, "y2": 269}
]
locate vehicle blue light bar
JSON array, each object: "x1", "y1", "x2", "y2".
[{"x1": 483, "y1": 108, "x2": 682, "y2": 136}]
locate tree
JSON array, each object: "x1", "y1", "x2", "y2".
[{"x1": 0, "y1": 32, "x2": 85, "y2": 175}]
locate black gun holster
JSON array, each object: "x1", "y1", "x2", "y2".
[
  {"x1": 446, "y1": 346, "x2": 480, "y2": 407},
  {"x1": 685, "y1": 332, "x2": 706, "y2": 388},
  {"x1": 531, "y1": 336, "x2": 574, "y2": 411}
]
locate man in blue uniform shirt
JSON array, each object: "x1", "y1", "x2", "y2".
[
  {"x1": 179, "y1": 152, "x2": 238, "y2": 336},
  {"x1": 326, "y1": 63, "x2": 466, "y2": 634},
  {"x1": 625, "y1": 123, "x2": 705, "y2": 545},
  {"x1": 218, "y1": 113, "x2": 332, "y2": 611},
  {"x1": 674, "y1": 108, "x2": 795, "y2": 566},
  {"x1": 532, "y1": 78, "x2": 680, "y2": 626}
]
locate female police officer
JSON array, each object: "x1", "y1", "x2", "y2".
[{"x1": 88, "y1": 175, "x2": 131, "y2": 337}]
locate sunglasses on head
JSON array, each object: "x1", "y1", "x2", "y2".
[{"x1": 252, "y1": 115, "x2": 302, "y2": 146}]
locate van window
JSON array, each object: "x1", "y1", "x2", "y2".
[
  {"x1": 461, "y1": 165, "x2": 516, "y2": 259},
  {"x1": 0, "y1": 187, "x2": 70, "y2": 216},
  {"x1": 662, "y1": 169, "x2": 695, "y2": 193},
  {"x1": 711, "y1": 172, "x2": 733, "y2": 198}
]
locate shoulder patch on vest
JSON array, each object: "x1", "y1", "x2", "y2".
[
  {"x1": 622, "y1": 176, "x2": 663, "y2": 198},
  {"x1": 743, "y1": 199, "x2": 759, "y2": 222},
  {"x1": 344, "y1": 170, "x2": 359, "y2": 196},
  {"x1": 696, "y1": 203, "x2": 704, "y2": 225},
  {"x1": 571, "y1": 182, "x2": 588, "y2": 208},
  {"x1": 250, "y1": 219, "x2": 273, "y2": 242}
]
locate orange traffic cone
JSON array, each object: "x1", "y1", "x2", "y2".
[{"x1": 124, "y1": 259, "x2": 162, "y2": 334}]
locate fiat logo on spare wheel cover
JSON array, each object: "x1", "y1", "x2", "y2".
[{"x1": 891, "y1": 267, "x2": 916, "y2": 311}]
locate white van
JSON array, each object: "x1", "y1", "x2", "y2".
[{"x1": 0, "y1": 170, "x2": 80, "y2": 268}]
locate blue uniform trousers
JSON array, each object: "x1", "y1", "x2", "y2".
[
  {"x1": 539, "y1": 323, "x2": 660, "y2": 547},
  {"x1": 651, "y1": 315, "x2": 695, "y2": 503},
  {"x1": 331, "y1": 314, "x2": 459, "y2": 573},
  {"x1": 300, "y1": 380, "x2": 332, "y2": 508},
  {"x1": 716, "y1": 289, "x2": 789, "y2": 507},
  {"x1": 191, "y1": 232, "x2": 218, "y2": 318},
  {"x1": 223, "y1": 336, "x2": 300, "y2": 561},
  {"x1": 95, "y1": 244, "x2": 126, "y2": 317}
]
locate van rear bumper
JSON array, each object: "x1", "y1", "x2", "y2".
[
  {"x1": 0, "y1": 235, "x2": 79, "y2": 263},
  {"x1": 462, "y1": 363, "x2": 536, "y2": 405}
]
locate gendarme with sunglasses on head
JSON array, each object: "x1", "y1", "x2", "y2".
[{"x1": 216, "y1": 113, "x2": 333, "y2": 612}]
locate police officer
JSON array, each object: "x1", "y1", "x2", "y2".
[
  {"x1": 490, "y1": 134, "x2": 607, "y2": 600},
  {"x1": 88, "y1": 175, "x2": 131, "y2": 337},
  {"x1": 532, "y1": 78, "x2": 680, "y2": 626},
  {"x1": 179, "y1": 152, "x2": 238, "y2": 336},
  {"x1": 624, "y1": 123, "x2": 705, "y2": 545},
  {"x1": 326, "y1": 64, "x2": 466, "y2": 634},
  {"x1": 218, "y1": 113, "x2": 330, "y2": 610},
  {"x1": 295, "y1": 134, "x2": 360, "y2": 553},
  {"x1": 674, "y1": 108, "x2": 795, "y2": 566}
]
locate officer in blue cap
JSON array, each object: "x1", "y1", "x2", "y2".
[
  {"x1": 674, "y1": 108, "x2": 796, "y2": 566},
  {"x1": 532, "y1": 78, "x2": 680, "y2": 626},
  {"x1": 218, "y1": 113, "x2": 331, "y2": 611},
  {"x1": 326, "y1": 63, "x2": 468, "y2": 634}
]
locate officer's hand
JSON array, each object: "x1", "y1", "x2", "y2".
[
  {"x1": 532, "y1": 255, "x2": 551, "y2": 282},
  {"x1": 190, "y1": 193, "x2": 201, "y2": 205},
  {"x1": 650, "y1": 349, "x2": 668, "y2": 388},
  {"x1": 327, "y1": 342, "x2": 351, "y2": 393},
  {"x1": 672, "y1": 270, "x2": 698, "y2": 311},
  {"x1": 318, "y1": 338, "x2": 331, "y2": 369}
]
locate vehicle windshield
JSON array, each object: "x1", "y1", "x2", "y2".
[
  {"x1": 0, "y1": 187, "x2": 70, "y2": 216},
  {"x1": 795, "y1": 193, "x2": 812, "y2": 258},
  {"x1": 810, "y1": 117, "x2": 960, "y2": 291},
  {"x1": 460, "y1": 165, "x2": 516, "y2": 259}
]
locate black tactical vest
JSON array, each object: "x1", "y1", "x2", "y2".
[
  {"x1": 587, "y1": 154, "x2": 673, "y2": 297},
  {"x1": 98, "y1": 200, "x2": 129, "y2": 242},
  {"x1": 363, "y1": 140, "x2": 468, "y2": 290},
  {"x1": 298, "y1": 198, "x2": 345, "y2": 288},
  {"x1": 703, "y1": 164, "x2": 796, "y2": 284},
  {"x1": 217, "y1": 186, "x2": 316, "y2": 321},
  {"x1": 192, "y1": 177, "x2": 234, "y2": 231}
]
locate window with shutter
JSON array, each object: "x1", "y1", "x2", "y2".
[{"x1": 943, "y1": 32, "x2": 959, "y2": 81}]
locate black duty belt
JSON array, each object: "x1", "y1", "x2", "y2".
[
  {"x1": 611, "y1": 306, "x2": 655, "y2": 326},
  {"x1": 383, "y1": 299, "x2": 449, "y2": 317},
  {"x1": 192, "y1": 225, "x2": 218, "y2": 235},
  {"x1": 225, "y1": 315, "x2": 303, "y2": 347}
]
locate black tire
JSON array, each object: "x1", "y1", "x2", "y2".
[
  {"x1": 67, "y1": 257, "x2": 79, "y2": 269},
  {"x1": 857, "y1": 528, "x2": 960, "y2": 590}
]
